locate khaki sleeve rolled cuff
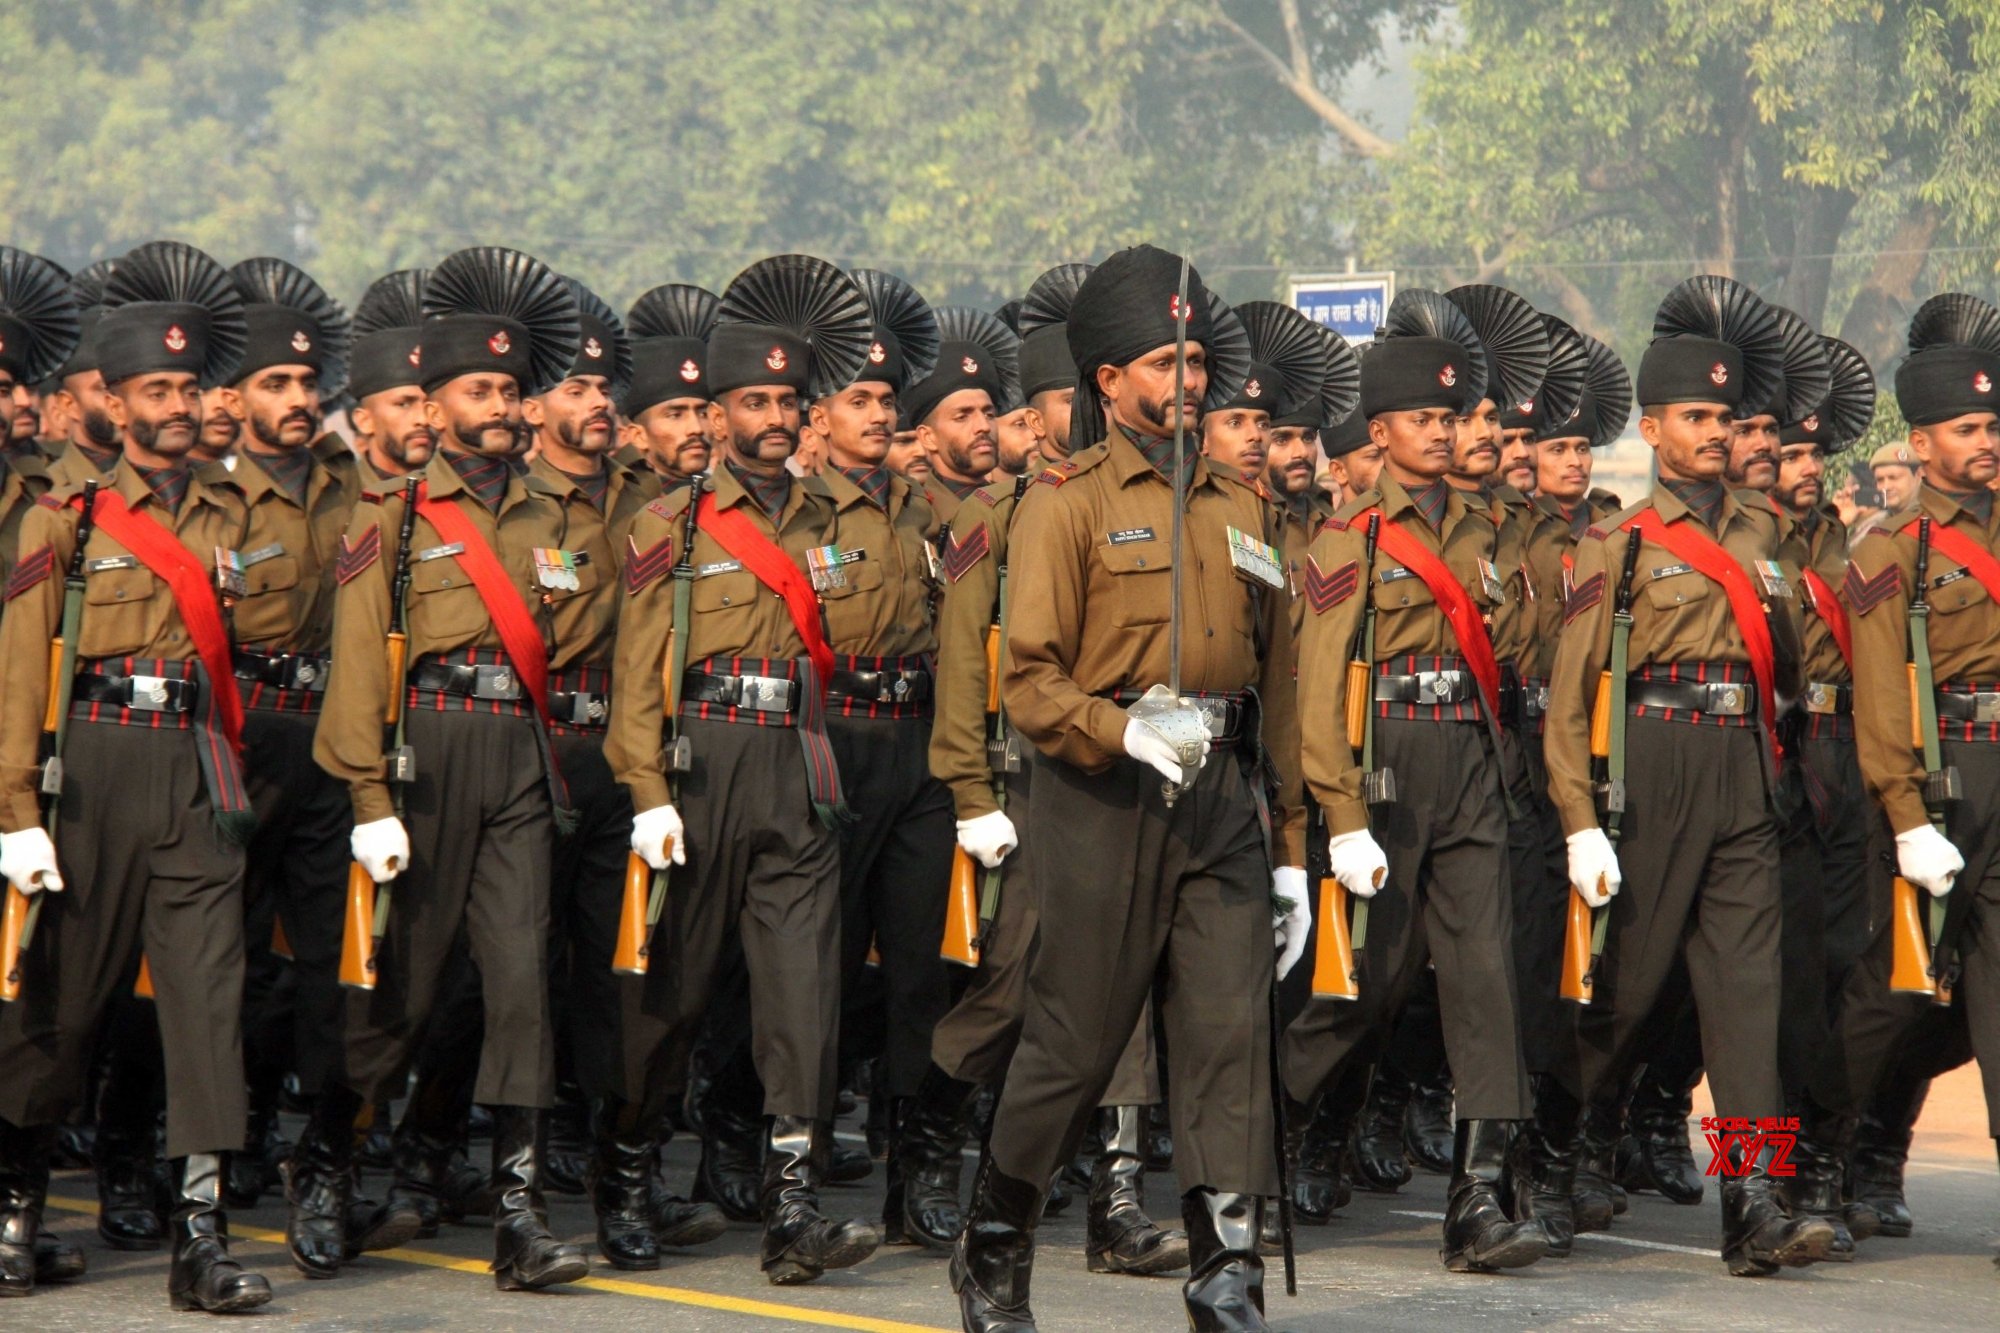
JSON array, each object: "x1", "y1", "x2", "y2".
[
  {"x1": 1878, "y1": 788, "x2": 1931, "y2": 843},
  {"x1": 624, "y1": 773, "x2": 672, "y2": 819},
  {"x1": 1325, "y1": 798, "x2": 1369, "y2": 838},
  {"x1": 948, "y1": 780, "x2": 1001, "y2": 821},
  {"x1": 0, "y1": 786, "x2": 43, "y2": 836},
  {"x1": 350, "y1": 781, "x2": 397, "y2": 827},
  {"x1": 1555, "y1": 800, "x2": 1601, "y2": 839}
]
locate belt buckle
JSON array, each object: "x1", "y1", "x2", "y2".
[
  {"x1": 292, "y1": 658, "x2": 322, "y2": 689},
  {"x1": 473, "y1": 663, "x2": 519, "y2": 700},
  {"x1": 1416, "y1": 670, "x2": 1460, "y2": 705},
  {"x1": 891, "y1": 675, "x2": 911, "y2": 702},
  {"x1": 738, "y1": 676, "x2": 795, "y2": 714},
  {"x1": 1194, "y1": 699, "x2": 1230, "y2": 738},
  {"x1": 572, "y1": 692, "x2": 607, "y2": 725},
  {"x1": 1973, "y1": 692, "x2": 2000, "y2": 724},
  {"x1": 1708, "y1": 682, "x2": 1747, "y2": 715},
  {"x1": 1805, "y1": 682, "x2": 1835, "y2": 715},
  {"x1": 128, "y1": 674, "x2": 174, "y2": 712},
  {"x1": 1528, "y1": 685, "x2": 1550, "y2": 716}
]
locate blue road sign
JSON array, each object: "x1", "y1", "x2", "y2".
[{"x1": 1288, "y1": 273, "x2": 1394, "y2": 344}]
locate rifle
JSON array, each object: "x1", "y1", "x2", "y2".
[
  {"x1": 3, "y1": 480, "x2": 99, "y2": 1004},
  {"x1": 614, "y1": 474, "x2": 703, "y2": 975},
  {"x1": 1891, "y1": 516, "x2": 1958, "y2": 1003},
  {"x1": 1564, "y1": 526, "x2": 1644, "y2": 1005},
  {"x1": 340, "y1": 476, "x2": 423, "y2": 991},
  {"x1": 1315, "y1": 511, "x2": 1386, "y2": 1002}
]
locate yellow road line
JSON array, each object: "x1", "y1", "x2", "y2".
[{"x1": 47, "y1": 1194, "x2": 952, "y2": 1332}]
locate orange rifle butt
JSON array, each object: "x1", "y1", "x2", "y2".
[
  {"x1": 1589, "y1": 671, "x2": 1613, "y2": 759},
  {"x1": 942, "y1": 847, "x2": 981, "y2": 967},
  {"x1": 612, "y1": 851, "x2": 653, "y2": 976},
  {"x1": 1888, "y1": 876, "x2": 1936, "y2": 997},
  {"x1": 1343, "y1": 660, "x2": 1369, "y2": 751},
  {"x1": 1559, "y1": 887, "x2": 1596, "y2": 1004},
  {"x1": 41, "y1": 639, "x2": 63, "y2": 733},
  {"x1": 984, "y1": 624, "x2": 1001, "y2": 714},
  {"x1": 383, "y1": 632, "x2": 408, "y2": 726},
  {"x1": 1, "y1": 887, "x2": 28, "y2": 1003},
  {"x1": 338, "y1": 861, "x2": 378, "y2": 991},
  {"x1": 1309, "y1": 877, "x2": 1357, "y2": 1000},
  {"x1": 133, "y1": 954, "x2": 155, "y2": 999}
]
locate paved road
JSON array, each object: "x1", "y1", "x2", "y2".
[{"x1": 24, "y1": 1065, "x2": 1998, "y2": 1331}]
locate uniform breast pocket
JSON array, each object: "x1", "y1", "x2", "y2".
[
  {"x1": 1096, "y1": 540, "x2": 1170, "y2": 626},
  {"x1": 1929, "y1": 569, "x2": 1991, "y2": 655},
  {"x1": 409, "y1": 557, "x2": 489, "y2": 640},
  {"x1": 690, "y1": 568, "x2": 763, "y2": 635},
  {"x1": 540, "y1": 554, "x2": 601, "y2": 605},
  {"x1": 816, "y1": 556, "x2": 882, "y2": 603},
  {"x1": 232, "y1": 554, "x2": 302, "y2": 642},
  {"x1": 1642, "y1": 573, "x2": 1712, "y2": 653},
  {"x1": 82, "y1": 566, "x2": 167, "y2": 655},
  {"x1": 1371, "y1": 569, "x2": 1436, "y2": 612}
]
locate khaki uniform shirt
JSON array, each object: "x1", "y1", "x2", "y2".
[
  {"x1": 0, "y1": 460, "x2": 247, "y2": 832},
  {"x1": 313, "y1": 453, "x2": 569, "y2": 824},
  {"x1": 1001, "y1": 435, "x2": 1305, "y2": 866},
  {"x1": 229, "y1": 441, "x2": 355, "y2": 656},
  {"x1": 1296, "y1": 474, "x2": 1509, "y2": 836},
  {"x1": 1274, "y1": 489, "x2": 1334, "y2": 641},
  {"x1": 0, "y1": 451, "x2": 54, "y2": 581},
  {"x1": 1844, "y1": 486, "x2": 2000, "y2": 835},
  {"x1": 1545, "y1": 483, "x2": 1803, "y2": 837},
  {"x1": 528, "y1": 455, "x2": 659, "y2": 674},
  {"x1": 604, "y1": 464, "x2": 837, "y2": 815},
  {"x1": 807, "y1": 467, "x2": 942, "y2": 658},
  {"x1": 1775, "y1": 501, "x2": 1853, "y2": 689},
  {"x1": 1520, "y1": 492, "x2": 1621, "y2": 681}
]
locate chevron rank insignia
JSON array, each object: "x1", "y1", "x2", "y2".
[
  {"x1": 1304, "y1": 557, "x2": 1358, "y2": 614},
  {"x1": 1564, "y1": 571, "x2": 1606, "y2": 623},
  {"x1": 4, "y1": 545, "x2": 54, "y2": 601},
  {"x1": 941, "y1": 522, "x2": 990, "y2": 582},
  {"x1": 335, "y1": 526, "x2": 381, "y2": 585},
  {"x1": 625, "y1": 534, "x2": 674, "y2": 595},
  {"x1": 1843, "y1": 560, "x2": 1903, "y2": 616}
]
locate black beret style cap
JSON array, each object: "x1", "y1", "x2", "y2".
[
  {"x1": 1781, "y1": 337, "x2": 1875, "y2": 447},
  {"x1": 418, "y1": 314, "x2": 534, "y2": 393},
  {"x1": 1897, "y1": 293, "x2": 2000, "y2": 427},
  {"x1": 1635, "y1": 336, "x2": 1745, "y2": 409},
  {"x1": 0, "y1": 248, "x2": 80, "y2": 384},
  {"x1": 229, "y1": 258, "x2": 350, "y2": 394},
  {"x1": 1323, "y1": 409, "x2": 1373, "y2": 459},
  {"x1": 347, "y1": 328, "x2": 423, "y2": 401},
  {"x1": 96, "y1": 241, "x2": 247, "y2": 388},
  {"x1": 1064, "y1": 245, "x2": 1213, "y2": 452},
  {"x1": 707, "y1": 323, "x2": 811, "y2": 397},
  {"x1": 1214, "y1": 358, "x2": 1283, "y2": 414},
  {"x1": 1359, "y1": 336, "x2": 1474, "y2": 417},
  {"x1": 711, "y1": 255, "x2": 872, "y2": 399},
  {"x1": 901, "y1": 307, "x2": 1020, "y2": 430},
  {"x1": 624, "y1": 336, "x2": 712, "y2": 418},
  {"x1": 419, "y1": 247, "x2": 580, "y2": 396},
  {"x1": 1017, "y1": 323, "x2": 1076, "y2": 401}
]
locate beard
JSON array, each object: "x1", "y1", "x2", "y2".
[
  {"x1": 557, "y1": 410, "x2": 614, "y2": 450},
  {"x1": 82, "y1": 406, "x2": 119, "y2": 448},
  {"x1": 732, "y1": 423, "x2": 798, "y2": 460},
  {"x1": 249, "y1": 405, "x2": 317, "y2": 449},
  {"x1": 449, "y1": 412, "x2": 518, "y2": 454},
  {"x1": 384, "y1": 425, "x2": 437, "y2": 467},
  {"x1": 131, "y1": 413, "x2": 198, "y2": 454}
]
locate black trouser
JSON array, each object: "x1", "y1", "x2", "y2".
[
  {"x1": 1512, "y1": 736, "x2": 1570, "y2": 1078},
  {"x1": 241, "y1": 707, "x2": 352, "y2": 1098},
  {"x1": 990, "y1": 747, "x2": 1274, "y2": 1197},
  {"x1": 827, "y1": 713, "x2": 955, "y2": 1101},
  {"x1": 0, "y1": 721, "x2": 247, "y2": 1156},
  {"x1": 1810, "y1": 738, "x2": 2000, "y2": 1135},
  {"x1": 1282, "y1": 717, "x2": 1530, "y2": 1120},
  {"x1": 1775, "y1": 729, "x2": 1870, "y2": 1113},
  {"x1": 1565, "y1": 719, "x2": 1782, "y2": 1126},
  {"x1": 547, "y1": 726, "x2": 633, "y2": 1103},
  {"x1": 338, "y1": 708, "x2": 555, "y2": 1109}
]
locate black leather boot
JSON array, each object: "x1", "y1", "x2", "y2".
[
  {"x1": 284, "y1": 1087, "x2": 358, "y2": 1278},
  {"x1": 1721, "y1": 1140, "x2": 1835, "y2": 1276},
  {"x1": 1848, "y1": 1077, "x2": 1925, "y2": 1238},
  {"x1": 692, "y1": 1058, "x2": 765, "y2": 1223},
  {"x1": 1510, "y1": 1077, "x2": 1580, "y2": 1258},
  {"x1": 389, "y1": 1127, "x2": 493, "y2": 1235},
  {"x1": 1291, "y1": 1071, "x2": 1363, "y2": 1224},
  {"x1": 542, "y1": 1084, "x2": 590, "y2": 1197},
  {"x1": 1086, "y1": 1106, "x2": 1189, "y2": 1276},
  {"x1": 759, "y1": 1116, "x2": 880, "y2": 1284},
  {"x1": 32, "y1": 1230, "x2": 86, "y2": 1286},
  {"x1": 1, "y1": 1121, "x2": 69, "y2": 1297},
  {"x1": 342, "y1": 1165, "x2": 422, "y2": 1260},
  {"x1": 1354, "y1": 1067, "x2": 1415, "y2": 1192},
  {"x1": 1572, "y1": 1094, "x2": 1625, "y2": 1232},
  {"x1": 642, "y1": 1116, "x2": 726, "y2": 1248},
  {"x1": 92, "y1": 1114, "x2": 164, "y2": 1251},
  {"x1": 588, "y1": 1098, "x2": 660, "y2": 1270},
  {"x1": 1405, "y1": 1072, "x2": 1456, "y2": 1175},
  {"x1": 894, "y1": 1064, "x2": 977, "y2": 1251},
  {"x1": 1616, "y1": 1068, "x2": 1704, "y2": 1204},
  {"x1": 167, "y1": 1154, "x2": 273, "y2": 1312},
  {"x1": 951, "y1": 1158, "x2": 1042, "y2": 1331},
  {"x1": 881, "y1": 1098, "x2": 911, "y2": 1245},
  {"x1": 225, "y1": 1087, "x2": 286, "y2": 1209},
  {"x1": 489, "y1": 1106, "x2": 590, "y2": 1291},
  {"x1": 1182, "y1": 1189, "x2": 1268, "y2": 1332},
  {"x1": 1440, "y1": 1120, "x2": 1548, "y2": 1272},
  {"x1": 1144, "y1": 1101, "x2": 1174, "y2": 1172},
  {"x1": 1782, "y1": 1128, "x2": 1856, "y2": 1262}
]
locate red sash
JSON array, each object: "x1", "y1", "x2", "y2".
[
  {"x1": 1800, "y1": 568, "x2": 1853, "y2": 669},
  {"x1": 1900, "y1": 518, "x2": 2000, "y2": 605},
  {"x1": 1622, "y1": 513, "x2": 1781, "y2": 763},
  {"x1": 1356, "y1": 511, "x2": 1502, "y2": 721},
  {"x1": 697, "y1": 493, "x2": 835, "y2": 690},
  {"x1": 414, "y1": 484, "x2": 553, "y2": 727}
]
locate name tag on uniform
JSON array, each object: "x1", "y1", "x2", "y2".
[
  {"x1": 87, "y1": 555, "x2": 139, "y2": 573},
  {"x1": 805, "y1": 544, "x2": 848, "y2": 592},
  {"x1": 1476, "y1": 557, "x2": 1505, "y2": 602},
  {"x1": 213, "y1": 548, "x2": 248, "y2": 601},
  {"x1": 1108, "y1": 527, "x2": 1155, "y2": 545},
  {"x1": 1650, "y1": 563, "x2": 1694, "y2": 580},
  {"x1": 533, "y1": 547, "x2": 582, "y2": 592},
  {"x1": 923, "y1": 538, "x2": 943, "y2": 583},
  {"x1": 1379, "y1": 565, "x2": 1417, "y2": 584},
  {"x1": 698, "y1": 559, "x2": 742, "y2": 578},
  {"x1": 1933, "y1": 567, "x2": 1969, "y2": 589},
  {"x1": 418, "y1": 542, "x2": 466, "y2": 562},
  {"x1": 1755, "y1": 560, "x2": 1790, "y2": 598},
  {"x1": 1226, "y1": 526, "x2": 1285, "y2": 590},
  {"x1": 241, "y1": 543, "x2": 286, "y2": 567}
]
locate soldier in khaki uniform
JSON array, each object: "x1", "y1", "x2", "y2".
[
  {"x1": 0, "y1": 241, "x2": 273, "y2": 1312},
  {"x1": 0, "y1": 250, "x2": 77, "y2": 586},
  {"x1": 952, "y1": 246, "x2": 1306, "y2": 1333},
  {"x1": 344, "y1": 270, "x2": 436, "y2": 491},
  {"x1": 607, "y1": 254, "x2": 880, "y2": 1286},
  {"x1": 291, "y1": 246, "x2": 591, "y2": 1294},
  {"x1": 1801, "y1": 296, "x2": 2000, "y2": 1248},
  {"x1": 1544, "y1": 280, "x2": 1832, "y2": 1277},
  {"x1": 1321, "y1": 409, "x2": 1385, "y2": 505},
  {"x1": 622, "y1": 283, "x2": 719, "y2": 492}
]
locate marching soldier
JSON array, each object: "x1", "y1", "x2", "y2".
[
  {"x1": 0, "y1": 241, "x2": 273, "y2": 1311},
  {"x1": 1801, "y1": 293, "x2": 2000, "y2": 1251},
  {"x1": 607, "y1": 254, "x2": 882, "y2": 1285},
  {"x1": 1321, "y1": 407, "x2": 1384, "y2": 505},
  {"x1": 344, "y1": 270, "x2": 436, "y2": 489},
  {"x1": 953, "y1": 245, "x2": 1306, "y2": 1332},
  {"x1": 0, "y1": 249, "x2": 76, "y2": 580},
  {"x1": 623, "y1": 283, "x2": 719, "y2": 490},
  {"x1": 1284, "y1": 293, "x2": 1545, "y2": 1273},
  {"x1": 295, "y1": 245, "x2": 591, "y2": 1292},
  {"x1": 1545, "y1": 277, "x2": 1831, "y2": 1276}
]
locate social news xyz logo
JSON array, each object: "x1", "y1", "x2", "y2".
[{"x1": 1700, "y1": 1116, "x2": 1799, "y2": 1177}]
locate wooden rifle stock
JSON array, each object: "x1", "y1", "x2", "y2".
[
  {"x1": 1589, "y1": 673, "x2": 1613, "y2": 758},
  {"x1": 133, "y1": 954, "x2": 155, "y2": 999},
  {"x1": 942, "y1": 847, "x2": 982, "y2": 967},
  {"x1": 1559, "y1": 887, "x2": 1596, "y2": 1004},
  {"x1": 1309, "y1": 877, "x2": 1357, "y2": 1000},
  {"x1": 0, "y1": 887, "x2": 27, "y2": 1003},
  {"x1": 339, "y1": 860, "x2": 379, "y2": 990},
  {"x1": 612, "y1": 851, "x2": 655, "y2": 976},
  {"x1": 1343, "y1": 660, "x2": 1369, "y2": 752},
  {"x1": 984, "y1": 624, "x2": 1002, "y2": 715},
  {"x1": 1889, "y1": 876, "x2": 1936, "y2": 996}
]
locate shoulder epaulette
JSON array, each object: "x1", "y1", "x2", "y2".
[
  {"x1": 1735, "y1": 489, "x2": 1778, "y2": 514},
  {"x1": 971, "y1": 486, "x2": 1000, "y2": 507},
  {"x1": 1323, "y1": 515, "x2": 1349, "y2": 533},
  {"x1": 1330, "y1": 489, "x2": 1382, "y2": 526},
  {"x1": 1035, "y1": 447, "x2": 1107, "y2": 487}
]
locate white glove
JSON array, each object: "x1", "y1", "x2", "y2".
[
  {"x1": 631, "y1": 804, "x2": 687, "y2": 871},
  {"x1": 1895, "y1": 824, "x2": 1963, "y2": 899},
  {"x1": 351, "y1": 817, "x2": 410, "y2": 885},
  {"x1": 956, "y1": 810, "x2": 1019, "y2": 870},
  {"x1": 1272, "y1": 866, "x2": 1311, "y2": 981},
  {"x1": 0, "y1": 829, "x2": 63, "y2": 895},
  {"x1": 1566, "y1": 828, "x2": 1622, "y2": 908},
  {"x1": 1121, "y1": 717, "x2": 1210, "y2": 786},
  {"x1": 1327, "y1": 829, "x2": 1387, "y2": 899}
]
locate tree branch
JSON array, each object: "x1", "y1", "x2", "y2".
[{"x1": 1206, "y1": 2, "x2": 1397, "y2": 159}]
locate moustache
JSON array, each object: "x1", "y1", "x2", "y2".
[{"x1": 160, "y1": 415, "x2": 199, "y2": 433}]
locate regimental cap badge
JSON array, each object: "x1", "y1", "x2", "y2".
[
  {"x1": 1710, "y1": 361, "x2": 1729, "y2": 386},
  {"x1": 1438, "y1": 363, "x2": 1456, "y2": 388},
  {"x1": 409, "y1": 345, "x2": 422, "y2": 367},
  {"x1": 1519, "y1": 398, "x2": 1534, "y2": 413},
  {"x1": 679, "y1": 358, "x2": 700, "y2": 382},
  {"x1": 766, "y1": 346, "x2": 787, "y2": 372},
  {"x1": 584, "y1": 336, "x2": 603, "y2": 360},
  {"x1": 1976, "y1": 370, "x2": 1994, "y2": 395},
  {"x1": 164, "y1": 324, "x2": 188, "y2": 353},
  {"x1": 1245, "y1": 378, "x2": 1263, "y2": 399},
  {"x1": 1169, "y1": 293, "x2": 1189, "y2": 322},
  {"x1": 291, "y1": 330, "x2": 312, "y2": 354},
  {"x1": 488, "y1": 330, "x2": 511, "y2": 356},
  {"x1": 868, "y1": 341, "x2": 886, "y2": 364},
  {"x1": 961, "y1": 355, "x2": 979, "y2": 375},
  {"x1": 1802, "y1": 412, "x2": 1820, "y2": 432}
]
